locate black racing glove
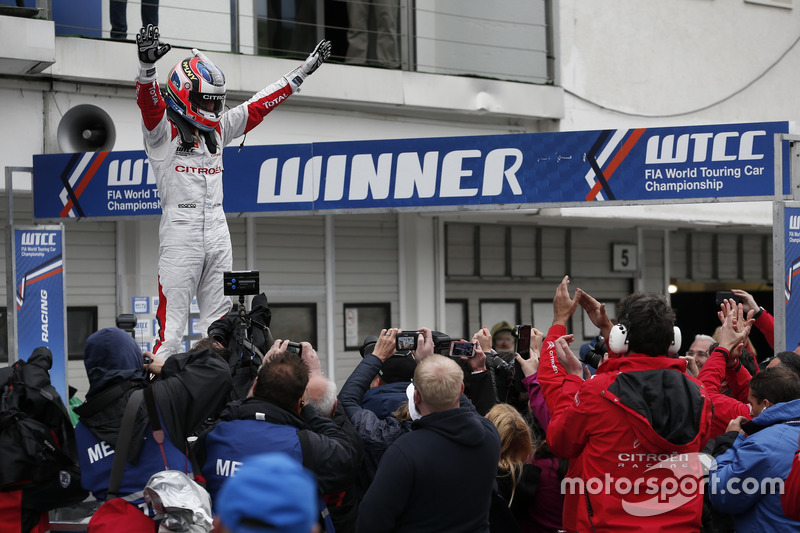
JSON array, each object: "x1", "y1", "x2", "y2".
[
  {"x1": 136, "y1": 24, "x2": 171, "y2": 65},
  {"x1": 300, "y1": 39, "x2": 332, "y2": 76}
]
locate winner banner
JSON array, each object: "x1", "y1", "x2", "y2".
[{"x1": 32, "y1": 121, "x2": 792, "y2": 220}]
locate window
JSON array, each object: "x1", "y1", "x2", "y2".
[
  {"x1": 445, "y1": 299, "x2": 468, "y2": 340},
  {"x1": 67, "y1": 307, "x2": 98, "y2": 360},
  {"x1": 480, "y1": 300, "x2": 520, "y2": 332},
  {"x1": 343, "y1": 303, "x2": 391, "y2": 350},
  {"x1": 269, "y1": 303, "x2": 319, "y2": 348}
]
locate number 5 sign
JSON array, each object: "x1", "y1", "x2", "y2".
[{"x1": 612, "y1": 244, "x2": 637, "y2": 272}]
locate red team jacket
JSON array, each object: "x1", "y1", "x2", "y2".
[{"x1": 538, "y1": 324, "x2": 713, "y2": 532}]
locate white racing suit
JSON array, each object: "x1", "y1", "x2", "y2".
[{"x1": 136, "y1": 69, "x2": 299, "y2": 357}]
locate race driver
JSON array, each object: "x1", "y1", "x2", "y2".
[{"x1": 135, "y1": 24, "x2": 331, "y2": 357}]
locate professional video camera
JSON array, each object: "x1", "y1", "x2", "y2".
[{"x1": 208, "y1": 271, "x2": 273, "y2": 399}]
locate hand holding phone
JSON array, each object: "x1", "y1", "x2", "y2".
[
  {"x1": 449, "y1": 341, "x2": 475, "y2": 358},
  {"x1": 715, "y1": 291, "x2": 741, "y2": 308},
  {"x1": 516, "y1": 324, "x2": 532, "y2": 359}
]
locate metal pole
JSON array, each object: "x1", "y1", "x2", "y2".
[
  {"x1": 324, "y1": 215, "x2": 336, "y2": 381},
  {"x1": 636, "y1": 227, "x2": 645, "y2": 293},
  {"x1": 434, "y1": 216, "x2": 445, "y2": 331},
  {"x1": 5, "y1": 167, "x2": 33, "y2": 363},
  {"x1": 772, "y1": 134, "x2": 800, "y2": 353},
  {"x1": 664, "y1": 229, "x2": 671, "y2": 306},
  {"x1": 229, "y1": 0, "x2": 240, "y2": 54}
]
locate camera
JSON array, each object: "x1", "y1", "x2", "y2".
[
  {"x1": 286, "y1": 341, "x2": 302, "y2": 355},
  {"x1": 431, "y1": 331, "x2": 452, "y2": 354},
  {"x1": 396, "y1": 331, "x2": 419, "y2": 351},
  {"x1": 580, "y1": 336, "x2": 606, "y2": 369},
  {"x1": 449, "y1": 341, "x2": 475, "y2": 358},
  {"x1": 224, "y1": 271, "x2": 260, "y2": 297}
]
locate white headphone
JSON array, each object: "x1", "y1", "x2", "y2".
[{"x1": 607, "y1": 323, "x2": 682, "y2": 355}]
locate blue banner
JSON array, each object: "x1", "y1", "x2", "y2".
[
  {"x1": 785, "y1": 208, "x2": 800, "y2": 350},
  {"x1": 32, "y1": 121, "x2": 792, "y2": 219},
  {"x1": 14, "y1": 226, "x2": 67, "y2": 402}
]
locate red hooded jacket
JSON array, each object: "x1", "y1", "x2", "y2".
[
  {"x1": 539, "y1": 324, "x2": 713, "y2": 532},
  {"x1": 782, "y1": 451, "x2": 800, "y2": 521}
]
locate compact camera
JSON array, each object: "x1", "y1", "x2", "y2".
[
  {"x1": 286, "y1": 341, "x2": 302, "y2": 355},
  {"x1": 396, "y1": 331, "x2": 419, "y2": 351}
]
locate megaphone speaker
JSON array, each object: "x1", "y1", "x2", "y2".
[{"x1": 57, "y1": 104, "x2": 116, "y2": 153}]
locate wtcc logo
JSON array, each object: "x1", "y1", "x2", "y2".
[{"x1": 561, "y1": 453, "x2": 783, "y2": 517}]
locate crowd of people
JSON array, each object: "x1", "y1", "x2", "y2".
[{"x1": 11, "y1": 276, "x2": 800, "y2": 532}]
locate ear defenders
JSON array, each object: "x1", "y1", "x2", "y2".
[
  {"x1": 607, "y1": 324, "x2": 629, "y2": 354},
  {"x1": 606, "y1": 324, "x2": 682, "y2": 355}
]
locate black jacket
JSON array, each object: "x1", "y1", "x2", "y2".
[
  {"x1": 76, "y1": 345, "x2": 232, "y2": 462},
  {"x1": 357, "y1": 406, "x2": 501, "y2": 532}
]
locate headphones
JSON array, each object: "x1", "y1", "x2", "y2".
[{"x1": 607, "y1": 323, "x2": 682, "y2": 355}]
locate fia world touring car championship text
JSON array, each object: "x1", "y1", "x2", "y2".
[
  {"x1": 644, "y1": 164, "x2": 765, "y2": 193},
  {"x1": 106, "y1": 188, "x2": 161, "y2": 212}
]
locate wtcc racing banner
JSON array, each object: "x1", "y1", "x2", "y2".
[
  {"x1": 31, "y1": 121, "x2": 792, "y2": 219},
  {"x1": 784, "y1": 207, "x2": 800, "y2": 350},
  {"x1": 13, "y1": 225, "x2": 68, "y2": 401}
]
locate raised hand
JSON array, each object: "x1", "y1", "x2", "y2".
[
  {"x1": 554, "y1": 334, "x2": 583, "y2": 377},
  {"x1": 553, "y1": 275, "x2": 580, "y2": 326},
  {"x1": 137, "y1": 24, "x2": 171, "y2": 64},
  {"x1": 301, "y1": 40, "x2": 332, "y2": 76}
]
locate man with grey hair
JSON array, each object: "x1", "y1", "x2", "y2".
[
  {"x1": 304, "y1": 372, "x2": 362, "y2": 532},
  {"x1": 357, "y1": 353, "x2": 500, "y2": 532},
  {"x1": 687, "y1": 333, "x2": 716, "y2": 370},
  {"x1": 305, "y1": 374, "x2": 338, "y2": 418}
]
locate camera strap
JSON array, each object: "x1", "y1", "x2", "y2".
[
  {"x1": 74, "y1": 380, "x2": 133, "y2": 418},
  {"x1": 107, "y1": 389, "x2": 144, "y2": 500}
]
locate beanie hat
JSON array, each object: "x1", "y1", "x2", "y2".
[
  {"x1": 379, "y1": 353, "x2": 417, "y2": 384},
  {"x1": 215, "y1": 453, "x2": 317, "y2": 533}
]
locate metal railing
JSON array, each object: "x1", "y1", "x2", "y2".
[{"x1": 25, "y1": 0, "x2": 553, "y2": 85}]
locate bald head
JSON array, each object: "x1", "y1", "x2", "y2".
[{"x1": 413, "y1": 354, "x2": 463, "y2": 414}]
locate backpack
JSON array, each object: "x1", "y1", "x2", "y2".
[{"x1": 0, "y1": 347, "x2": 88, "y2": 530}]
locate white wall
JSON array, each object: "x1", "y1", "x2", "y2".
[{"x1": 559, "y1": 0, "x2": 800, "y2": 129}]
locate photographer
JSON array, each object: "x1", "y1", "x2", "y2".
[
  {"x1": 74, "y1": 328, "x2": 232, "y2": 510},
  {"x1": 357, "y1": 352, "x2": 500, "y2": 532},
  {"x1": 193, "y1": 340, "x2": 359, "y2": 533},
  {"x1": 358, "y1": 329, "x2": 428, "y2": 418},
  {"x1": 339, "y1": 327, "x2": 496, "y2": 500}
]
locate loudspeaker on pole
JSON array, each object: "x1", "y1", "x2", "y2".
[{"x1": 57, "y1": 104, "x2": 116, "y2": 153}]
